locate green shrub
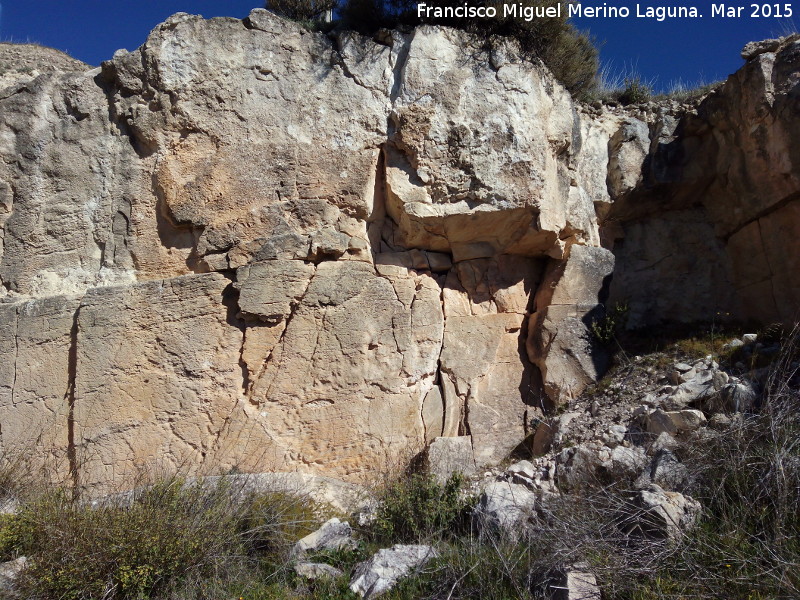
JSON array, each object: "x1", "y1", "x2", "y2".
[
  {"x1": 618, "y1": 77, "x2": 652, "y2": 105},
  {"x1": 370, "y1": 472, "x2": 473, "y2": 543},
  {"x1": 12, "y1": 482, "x2": 237, "y2": 599},
  {"x1": 590, "y1": 302, "x2": 629, "y2": 346},
  {"x1": 238, "y1": 490, "x2": 323, "y2": 558},
  {"x1": 7, "y1": 478, "x2": 329, "y2": 600},
  {"x1": 0, "y1": 513, "x2": 24, "y2": 561}
]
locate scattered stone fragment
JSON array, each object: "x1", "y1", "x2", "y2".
[
  {"x1": 708, "y1": 413, "x2": 732, "y2": 429},
  {"x1": 645, "y1": 409, "x2": 706, "y2": 435},
  {"x1": 507, "y1": 460, "x2": 536, "y2": 482},
  {"x1": 720, "y1": 382, "x2": 758, "y2": 413},
  {"x1": 556, "y1": 444, "x2": 608, "y2": 490},
  {"x1": 426, "y1": 436, "x2": 477, "y2": 484},
  {"x1": 637, "y1": 449, "x2": 688, "y2": 490},
  {"x1": 662, "y1": 376, "x2": 717, "y2": 410},
  {"x1": 610, "y1": 445, "x2": 648, "y2": 477},
  {"x1": 475, "y1": 481, "x2": 536, "y2": 534},
  {"x1": 549, "y1": 562, "x2": 602, "y2": 600},
  {"x1": 292, "y1": 518, "x2": 356, "y2": 558},
  {"x1": 620, "y1": 484, "x2": 700, "y2": 541},
  {"x1": 0, "y1": 557, "x2": 27, "y2": 594},
  {"x1": 722, "y1": 338, "x2": 744, "y2": 351},
  {"x1": 294, "y1": 562, "x2": 344, "y2": 580},
  {"x1": 649, "y1": 431, "x2": 679, "y2": 454},
  {"x1": 350, "y1": 545, "x2": 437, "y2": 599}
]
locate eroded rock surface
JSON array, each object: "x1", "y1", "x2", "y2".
[
  {"x1": 608, "y1": 34, "x2": 800, "y2": 326},
  {"x1": 0, "y1": 13, "x2": 796, "y2": 491}
]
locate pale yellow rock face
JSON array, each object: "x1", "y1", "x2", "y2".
[
  {"x1": 438, "y1": 257, "x2": 544, "y2": 463},
  {"x1": 384, "y1": 28, "x2": 598, "y2": 261},
  {"x1": 0, "y1": 296, "x2": 81, "y2": 475},
  {"x1": 0, "y1": 12, "x2": 795, "y2": 491},
  {"x1": 527, "y1": 245, "x2": 615, "y2": 405},
  {"x1": 105, "y1": 11, "x2": 386, "y2": 277},
  {"x1": 237, "y1": 260, "x2": 444, "y2": 480},
  {"x1": 73, "y1": 273, "x2": 244, "y2": 489},
  {"x1": 0, "y1": 71, "x2": 138, "y2": 297}
]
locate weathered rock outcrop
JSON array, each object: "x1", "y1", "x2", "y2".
[
  {"x1": 607, "y1": 34, "x2": 800, "y2": 326},
  {"x1": 0, "y1": 13, "x2": 796, "y2": 491}
]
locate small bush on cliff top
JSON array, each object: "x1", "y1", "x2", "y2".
[
  {"x1": 617, "y1": 76, "x2": 652, "y2": 105},
  {"x1": 266, "y1": 0, "x2": 337, "y2": 21},
  {"x1": 341, "y1": 0, "x2": 599, "y2": 97}
]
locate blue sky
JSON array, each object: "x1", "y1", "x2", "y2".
[{"x1": 0, "y1": 1, "x2": 796, "y2": 92}]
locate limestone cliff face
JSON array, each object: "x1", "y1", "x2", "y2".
[{"x1": 0, "y1": 11, "x2": 796, "y2": 490}]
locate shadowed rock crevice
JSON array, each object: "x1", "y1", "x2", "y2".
[{"x1": 65, "y1": 305, "x2": 80, "y2": 493}]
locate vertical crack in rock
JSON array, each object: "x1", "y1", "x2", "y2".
[
  {"x1": 65, "y1": 304, "x2": 80, "y2": 494},
  {"x1": 219, "y1": 277, "x2": 250, "y2": 397},
  {"x1": 9, "y1": 304, "x2": 21, "y2": 410},
  {"x1": 460, "y1": 386, "x2": 473, "y2": 438},
  {"x1": 429, "y1": 281, "x2": 449, "y2": 443},
  {"x1": 755, "y1": 218, "x2": 780, "y2": 317},
  {"x1": 238, "y1": 327, "x2": 251, "y2": 396},
  {"x1": 368, "y1": 149, "x2": 387, "y2": 255},
  {"x1": 389, "y1": 33, "x2": 412, "y2": 103},
  {"x1": 255, "y1": 265, "x2": 317, "y2": 405}
]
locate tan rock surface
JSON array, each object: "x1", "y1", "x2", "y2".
[
  {"x1": 528, "y1": 245, "x2": 615, "y2": 405},
  {"x1": 1, "y1": 13, "x2": 796, "y2": 492},
  {"x1": 104, "y1": 10, "x2": 386, "y2": 276},
  {"x1": 0, "y1": 70, "x2": 138, "y2": 297},
  {"x1": 439, "y1": 257, "x2": 544, "y2": 464},
  {"x1": 237, "y1": 259, "x2": 444, "y2": 480},
  {"x1": 73, "y1": 273, "x2": 243, "y2": 489},
  {"x1": 608, "y1": 36, "x2": 800, "y2": 326},
  {"x1": 0, "y1": 296, "x2": 81, "y2": 472}
]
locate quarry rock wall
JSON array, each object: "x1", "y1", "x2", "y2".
[{"x1": 0, "y1": 11, "x2": 796, "y2": 490}]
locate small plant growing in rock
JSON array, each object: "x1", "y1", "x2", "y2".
[{"x1": 590, "y1": 302, "x2": 629, "y2": 346}]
